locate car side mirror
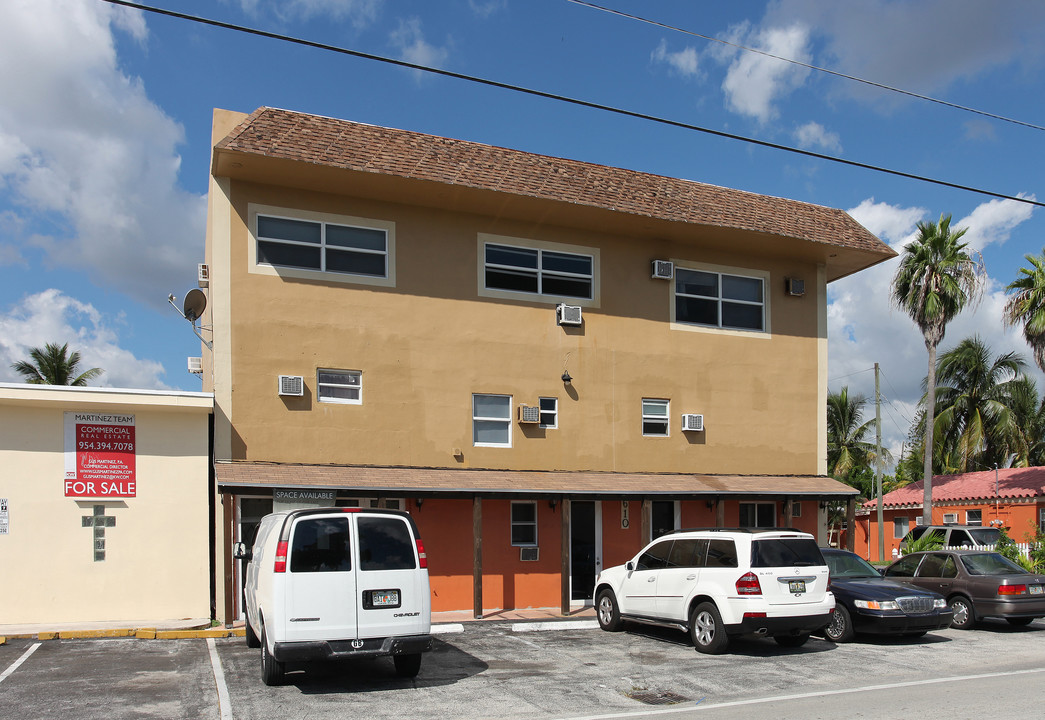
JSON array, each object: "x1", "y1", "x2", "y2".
[
  {"x1": 233, "y1": 542, "x2": 251, "y2": 560},
  {"x1": 625, "y1": 561, "x2": 634, "y2": 572}
]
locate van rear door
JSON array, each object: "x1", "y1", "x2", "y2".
[
  {"x1": 284, "y1": 513, "x2": 358, "y2": 642},
  {"x1": 355, "y1": 513, "x2": 430, "y2": 638}
]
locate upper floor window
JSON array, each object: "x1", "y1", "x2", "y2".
[
  {"x1": 257, "y1": 214, "x2": 387, "y2": 277},
  {"x1": 317, "y1": 369, "x2": 361, "y2": 404},
  {"x1": 675, "y1": 267, "x2": 765, "y2": 332},
  {"x1": 642, "y1": 398, "x2": 669, "y2": 437},
  {"x1": 473, "y1": 394, "x2": 512, "y2": 447},
  {"x1": 484, "y1": 242, "x2": 593, "y2": 300},
  {"x1": 539, "y1": 397, "x2": 558, "y2": 429}
]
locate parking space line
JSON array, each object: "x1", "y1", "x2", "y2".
[
  {"x1": 0, "y1": 643, "x2": 41, "y2": 685},
  {"x1": 207, "y1": 638, "x2": 233, "y2": 720}
]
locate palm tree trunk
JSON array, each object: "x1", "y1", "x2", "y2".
[{"x1": 922, "y1": 342, "x2": 937, "y2": 526}]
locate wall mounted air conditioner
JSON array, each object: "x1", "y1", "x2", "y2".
[
  {"x1": 652, "y1": 260, "x2": 674, "y2": 280},
  {"x1": 943, "y1": 513, "x2": 958, "y2": 524},
  {"x1": 786, "y1": 277, "x2": 805, "y2": 296},
  {"x1": 518, "y1": 405, "x2": 541, "y2": 424},
  {"x1": 198, "y1": 263, "x2": 210, "y2": 288},
  {"x1": 520, "y1": 547, "x2": 539, "y2": 561},
  {"x1": 187, "y1": 357, "x2": 203, "y2": 374},
  {"x1": 556, "y1": 303, "x2": 582, "y2": 326},
  {"x1": 278, "y1": 375, "x2": 304, "y2": 396},
  {"x1": 681, "y1": 413, "x2": 704, "y2": 432}
]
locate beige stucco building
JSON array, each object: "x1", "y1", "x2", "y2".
[
  {"x1": 0, "y1": 384, "x2": 212, "y2": 625},
  {"x1": 202, "y1": 107, "x2": 895, "y2": 619}
]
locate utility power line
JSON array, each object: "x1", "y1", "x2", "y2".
[
  {"x1": 100, "y1": 0, "x2": 1044, "y2": 209},
  {"x1": 567, "y1": 0, "x2": 1045, "y2": 133}
]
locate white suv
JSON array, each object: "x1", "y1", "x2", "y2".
[
  {"x1": 594, "y1": 528, "x2": 834, "y2": 654},
  {"x1": 236, "y1": 507, "x2": 432, "y2": 684}
]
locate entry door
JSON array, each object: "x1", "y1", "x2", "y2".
[
  {"x1": 570, "y1": 501, "x2": 602, "y2": 602},
  {"x1": 237, "y1": 497, "x2": 273, "y2": 619}
]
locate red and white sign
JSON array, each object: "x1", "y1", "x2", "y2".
[{"x1": 64, "y1": 412, "x2": 136, "y2": 498}]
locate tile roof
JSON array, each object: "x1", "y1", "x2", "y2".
[
  {"x1": 864, "y1": 467, "x2": 1045, "y2": 508},
  {"x1": 215, "y1": 461, "x2": 858, "y2": 497},
  {"x1": 215, "y1": 107, "x2": 893, "y2": 258}
]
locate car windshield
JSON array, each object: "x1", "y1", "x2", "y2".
[
  {"x1": 825, "y1": 552, "x2": 879, "y2": 578},
  {"x1": 959, "y1": 552, "x2": 1028, "y2": 576}
]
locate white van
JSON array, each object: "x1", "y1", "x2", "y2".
[{"x1": 236, "y1": 507, "x2": 432, "y2": 685}]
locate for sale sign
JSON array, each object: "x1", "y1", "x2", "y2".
[{"x1": 64, "y1": 413, "x2": 136, "y2": 498}]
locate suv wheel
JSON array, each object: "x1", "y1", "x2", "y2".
[
  {"x1": 261, "y1": 626, "x2": 285, "y2": 686},
  {"x1": 949, "y1": 596, "x2": 976, "y2": 630},
  {"x1": 690, "y1": 602, "x2": 729, "y2": 655},
  {"x1": 823, "y1": 606, "x2": 854, "y2": 643},
  {"x1": 596, "y1": 589, "x2": 623, "y2": 632}
]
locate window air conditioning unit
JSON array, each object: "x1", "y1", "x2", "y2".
[
  {"x1": 520, "y1": 547, "x2": 539, "y2": 561},
  {"x1": 198, "y1": 263, "x2": 210, "y2": 288},
  {"x1": 518, "y1": 404, "x2": 541, "y2": 424},
  {"x1": 786, "y1": 277, "x2": 805, "y2": 296},
  {"x1": 556, "y1": 303, "x2": 582, "y2": 326},
  {"x1": 651, "y1": 260, "x2": 674, "y2": 280},
  {"x1": 681, "y1": 413, "x2": 704, "y2": 432},
  {"x1": 943, "y1": 513, "x2": 958, "y2": 524},
  {"x1": 278, "y1": 375, "x2": 304, "y2": 396},
  {"x1": 187, "y1": 356, "x2": 203, "y2": 374}
]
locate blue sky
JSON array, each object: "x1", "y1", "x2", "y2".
[{"x1": 2, "y1": 0, "x2": 1044, "y2": 467}]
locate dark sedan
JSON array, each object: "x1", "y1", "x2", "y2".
[
  {"x1": 884, "y1": 550, "x2": 1045, "y2": 629},
  {"x1": 821, "y1": 548, "x2": 952, "y2": 642}
]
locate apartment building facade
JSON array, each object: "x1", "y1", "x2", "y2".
[{"x1": 202, "y1": 107, "x2": 895, "y2": 620}]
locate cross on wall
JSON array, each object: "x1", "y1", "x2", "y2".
[{"x1": 81, "y1": 505, "x2": 116, "y2": 562}]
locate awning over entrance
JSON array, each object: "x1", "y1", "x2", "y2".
[{"x1": 214, "y1": 461, "x2": 858, "y2": 498}]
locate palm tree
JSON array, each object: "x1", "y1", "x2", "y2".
[
  {"x1": 1004, "y1": 248, "x2": 1045, "y2": 373},
  {"x1": 932, "y1": 337, "x2": 1026, "y2": 472},
  {"x1": 891, "y1": 214, "x2": 983, "y2": 524},
  {"x1": 827, "y1": 387, "x2": 876, "y2": 480},
  {"x1": 11, "y1": 342, "x2": 103, "y2": 386}
]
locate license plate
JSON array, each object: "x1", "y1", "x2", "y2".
[
  {"x1": 371, "y1": 590, "x2": 400, "y2": 606},
  {"x1": 788, "y1": 580, "x2": 806, "y2": 593},
  {"x1": 1031, "y1": 585, "x2": 1043, "y2": 596}
]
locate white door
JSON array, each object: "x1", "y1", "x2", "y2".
[{"x1": 284, "y1": 514, "x2": 358, "y2": 642}]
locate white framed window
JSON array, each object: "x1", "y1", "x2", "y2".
[
  {"x1": 791, "y1": 502, "x2": 802, "y2": 518},
  {"x1": 248, "y1": 204, "x2": 395, "y2": 287},
  {"x1": 473, "y1": 394, "x2": 512, "y2": 447},
  {"x1": 674, "y1": 266, "x2": 766, "y2": 332},
  {"x1": 642, "y1": 398, "x2": 670, "y2": 437},
  {"x1": 478, "y1": 234, "x2": 598, "y2": 303},
  {"x1": 539, "y1": 397, "x2": 558, "y2": 429},
  {"x1": 894, "y1": 516, "x2": 910, "y2": 539},
  {"x1": 739, "y1": 502, "x2": 776, "y2": 528},
  {"x1": 511, "y1": 501, "x2": 537, "y2": 546},
  {"x1": 966, "y1": 509, "x2": 982, "y2": 526},
  {"x1": 317, "y1": 369, "x2": 361, "y2": 404}
]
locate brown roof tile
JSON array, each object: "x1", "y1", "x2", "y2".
[
  {"x1": 216, "y1": 107, "x2": 891, "y2": 256},
  {"x1": 863, "y1": 467, "x2": 1045, "y2": 508}
]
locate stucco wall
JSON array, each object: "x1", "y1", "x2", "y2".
[{"x1": 0, "y1": 386, "x2": 212, "y2": 625}]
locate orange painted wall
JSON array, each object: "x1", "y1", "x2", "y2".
[{"x1": 854, "y1": 502, "x2": 1043, "y2": 563}]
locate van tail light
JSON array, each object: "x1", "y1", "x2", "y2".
[
  {"x1": 736, "y1": 571, "x2": 762, "y2": 595},
  {"x1": 416, "y1": 539, "x2": 428, "y2": 569},
  {"x1": 998, "y1": 584, "x2": 1027, "y2": 596},
  {"x1": 274, "y1": 541, "x2": 289, "y2": 573}
]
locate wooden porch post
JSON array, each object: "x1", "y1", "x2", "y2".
[
  {"x1": 846, "y1": 497, "x2": 856, "y2": 551},
  {"x1": 560, "y1": 498, "x2": 571, "y2": 616},
  {"x1": 783, "y1": 498, "x2": 794, "y2": 528},
  {"x1": 715, "y1": 498, "x2": 726, "y2": 527},
  {"x1": 473, "y1": 496, "x2": 483, "y2": 620},
  {"x1": 222, "y1": 493, "x2": 235, "y2": 625},
  {"x1": 641, "y1": 499, "x2": 651, "y2": 544}
]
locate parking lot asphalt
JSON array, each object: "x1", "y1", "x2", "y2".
[{"x1": 2, "y1": 615, "x2": 1044, "y2": 720}]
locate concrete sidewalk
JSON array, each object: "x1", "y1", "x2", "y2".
[{"x1": 0, "y1": 606, "x2": 597, "y2": 643}]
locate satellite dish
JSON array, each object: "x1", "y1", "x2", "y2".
[{"x1": 183, "y1": 289, "x2": 208, "y2": 323}]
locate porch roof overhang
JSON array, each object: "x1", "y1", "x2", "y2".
[{"x1": 215, "y1": 461, "x2": 859, "y2": 499}]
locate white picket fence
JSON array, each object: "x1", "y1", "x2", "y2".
[{"x1": 897, "y1": 542, "x2": 1033, "y2": 559}]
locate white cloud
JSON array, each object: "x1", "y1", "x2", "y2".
[
  {"x1": 0, "y1": 289, "x2": 169, "y2": 389},
  {"x1": 651, "y1": 40, "x2": 700, "y2": 78},
  {"x1": 0, "y1": 0, "x2": 205, "y2": 310},
  {"x1": 828, "y1": 198, "x2": 1041, "y2": 469},
  {"x1": 717, "y1": 22, "x2": 812, "y2": 123},
  {"x1": 468, "y1": 0, "x2": 506, "y2": 18},
  {"x1": 389, "y1": 17, "x2": 450, "y2": 74},
  {"x1": 954, "y1": 196, "x2": 1036, "y2": 253},
  {"x1": 793, "y1": 121, "x2": 842, "y2": 154},
  {"x1": 231, "y1": 0, "x2": 382, "y2": 25}
]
